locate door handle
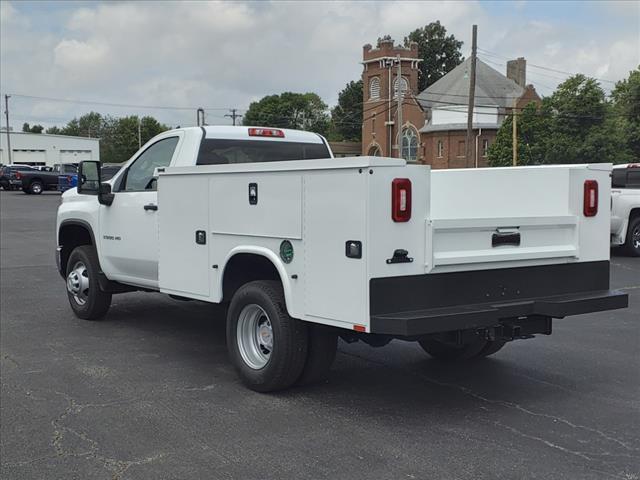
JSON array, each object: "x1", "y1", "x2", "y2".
[{"x1": 143, "y1": 204, "x2": 158, "y2": 211}]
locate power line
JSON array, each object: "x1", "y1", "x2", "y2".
[
  {"x1": 6, "y1": 93, "x2": 240, "y2": 111},
  {"x1": 477, "y1": 48, "x2": 618, "y2": 84}
]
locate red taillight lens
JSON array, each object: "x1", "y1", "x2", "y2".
[
  {"x1": 248, "y1": 128, "x2": 285, "y2": 138},
  {"x1": 15, "y1": 171, "x2": 21, "y2": 179},
  {"x1": 391, "y1": 178, "x2": 412, "y2": 222},
  {"x1": 67, "y1": 175, "x2": 73, "y2": 183},
  {"x1": 583, "y1": 180, "x2": 598, "y2": 217}
]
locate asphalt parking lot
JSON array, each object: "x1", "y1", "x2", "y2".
[{"x1": 1, "y1": 190, "x2": 638, "y2": 480}]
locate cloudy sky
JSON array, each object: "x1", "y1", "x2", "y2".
[{"x1": 1, "y1": 0, "x2": 638, "y2": 130}]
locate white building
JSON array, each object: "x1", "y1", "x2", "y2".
[{"x1": 0, "y1": 131, "x2": 99, "y2": 166}]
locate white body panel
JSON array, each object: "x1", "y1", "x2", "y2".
[{"x1": 156, "y1": 155, "x2": 611, "y2": 332}]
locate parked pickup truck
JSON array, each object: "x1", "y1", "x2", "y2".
[
  {"x1": 58, "y1": 164, "x2": 121, "y2": 192},
  {"x1": 0, "y1": 164, "x2": 36, "y2": 190},
  {"x1": 19, "y1": 163, "x2": 77, "y2": 194},
  {"x1": 611, "y1": 163, "x2": 640, "y2": 256},
  {"x1": 56, "y1": 126, "x2": 628, "y2": 392}
]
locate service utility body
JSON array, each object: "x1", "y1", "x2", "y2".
[{"x1": 56, "y1": 126, "x2": 628, "y2": 392}]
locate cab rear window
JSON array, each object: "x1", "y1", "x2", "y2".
[
  {"x1": 197, "y1": 139, "x2": 331, "y2": 165},
  {"x1": 612, "y1": 168, "x2": 640, "y2": 189}
]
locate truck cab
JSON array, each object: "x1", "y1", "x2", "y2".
[{"x1": 58, "y1": 127, "x2": 332, "y2": 289}]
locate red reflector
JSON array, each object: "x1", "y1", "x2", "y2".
[
  {"x1": 583, "y1": 180, "x2": 598, "y2": 217},
  {"x1": 391, "y1": 178, "x2": 412, "y2": 222},
  {"x1": 353, "y1": 325, "x2": 366, "y2": 332},
  {"x1": 248, "y1": 128, "x2": 285, "y2": 138}
]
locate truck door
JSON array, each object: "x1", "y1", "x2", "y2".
[{"x1": 98, "y1": 135, "x2": 181, "y2": 288}]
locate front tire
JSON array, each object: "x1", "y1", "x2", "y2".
[
  {"x1": 65, "y1": 246, "x2": 112, "y2": 320},
  {"x1": 624, "y1": 217, "x2": 640, "y2": 257},
  {"x1": 29, "y1": 181, "x2": 43, "y2": 194},
  {"x1": 226, "y1": 281, "x2": 308, "y2": 392}
]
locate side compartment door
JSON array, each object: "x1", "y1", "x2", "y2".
[{"x1": 99, "y1": 135, "x2": 181, "y2": 288}]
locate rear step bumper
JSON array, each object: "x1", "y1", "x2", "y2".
[
  {"x1": 370, "y1": 289, "x2": 628, "y2": 336},
  {"x1": 369, "y1": 261, "x2": 628, "y2": 336}
]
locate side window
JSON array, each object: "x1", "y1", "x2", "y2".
[{"x1": 122, "y1": 137, "x2": 179, "y2": 192}]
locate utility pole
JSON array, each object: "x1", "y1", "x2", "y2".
[
  {"x1": 396, "y1": 54, "x2": 403, "y2": 159},
  {"x1": 138, "y1": 117, "x2": 142, "y2": 149},
  {"x1": 512, "y1": 98, "x2": 518, "y2": 166},
  {"x1": 4, "y1": 95, "x2": 12, "y2": 165},
  {"x1": 225, "y1": 109, "x2": 242, "y2": 126},
  {"x1": 465, "y1": 25, "x2": 477, "y2": 167}
]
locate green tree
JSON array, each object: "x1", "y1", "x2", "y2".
[
  {"x1": 100, "y1": 115, "x2": 169, "y2": 164},
  {"x1": 488, "y1": 100, "x2": 553, "y2": 167},
  {"x1": 243, "y1": 92, "x2": 330, "y2": 136},
  {"x1": 329, "y1": 80, "x2": 363, "y2": 141},
  {"x1": 22, "y1": 122, "x2": 44, "y2": 133},
  {"x1": 404, "y1": 21, "x2": 464, "y2": 91},
  {"x1": 610, "y1": 66, "x2": 640, "y2": 160},
  {"x1": 488, "y1": 74, "x2": 621, "y2": 167},
  {"x1": 45, "y1": 112, "x2": 169, "y2": 163},
  {"x1": 45, "y1": 126, "x2": 61, "y2": 135}
]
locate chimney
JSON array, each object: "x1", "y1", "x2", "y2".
[{"x1": 507, "y1": 57, "x2": 526, "y2": 87}]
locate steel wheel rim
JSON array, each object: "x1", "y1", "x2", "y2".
[
  {"x1": 32, "y1": 183, "x2": 42, "y2": 193},
  {"x1": 236, "y1": 304, "x2": 273, "y2": 370},
  {"x1": 67, "y1": 261, "x2": 89, "y2": 305},
  {"x1": 633, "y1": 226, "x2": 640, "y2": 249}
]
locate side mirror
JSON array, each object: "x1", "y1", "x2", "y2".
[
  {"x1": 98, "y1": 182, "x2": 115, "y2": 206},
  {"x1": 77, "y1": 161, "x2": 100, "y2": 195}
]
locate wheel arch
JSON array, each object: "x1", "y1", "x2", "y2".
[
  {"x1": 58, "y1": 219, "x2": 97, "y2": 278},
  {"x1": 220, "y1": 247, "x2": 293, "y2": 313}
]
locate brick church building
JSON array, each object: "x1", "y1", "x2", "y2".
[{"x1": 361, "y1": 39, "x2": 540, "y2": 168}]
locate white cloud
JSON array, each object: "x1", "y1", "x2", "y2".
[{"x1": 0, "y1": 0, "x2": 638, "y2": 129}]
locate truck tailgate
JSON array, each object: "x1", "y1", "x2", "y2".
[{"x1": 428, "y1": 165, "x2": 611, "y2": 272}]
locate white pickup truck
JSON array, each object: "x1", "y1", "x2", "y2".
[
  {"x1": 56, "y1": 126, "x2": 628, "y2": 392},
  {"x1": 610, "y1": 164, "x2": 640, "y2": 256}
]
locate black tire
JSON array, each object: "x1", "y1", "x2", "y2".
[
  {"x1": 418, "y1": 336, "x2": 488, "y2": 361},
  {"x1": 226, "y1": 280, "x2": 308, "y2": 392},
  {"x1": 65, "y1": 246, "x2": 112, "y2": 320},
  {"x1": 29, "y1": 181, "x2": 43, "y2": 195},
  {"x1": 22, "y1": 187, "x2": 31, "y2": 195},
  {"x1": 476, "y1": 340, "x2": 507, "y2": 358},
  {"x1": 624, "y1": 216, "x2": 640, "y2": 257},
  {"x1": 296, "y1": 324, "x2": 338, "y2": 386},
  {"x1": 0, "y1": 180, "x2": 8, "y2": 190}
]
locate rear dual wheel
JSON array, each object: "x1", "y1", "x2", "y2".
[{"x1": 226, "y1": 281, "x2": 337, "y2": 392}]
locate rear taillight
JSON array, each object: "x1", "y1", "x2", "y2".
[
  {"x1": 67, "y1": 175, "x2": 73, "y2": 183},
  {"x1": 391, "y1": 178, "x2": 412, "y2": 222},
  {"x1": 583, "y1": 180, "x2": 598, "y2": 217},
  {"x1": 248, "y1": 127, "x2": 285, "y2": 138},
  {"x1": 15, "y1": 171, "x2": 21, "y2": 179}
]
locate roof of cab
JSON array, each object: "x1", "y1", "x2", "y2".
[{"x1": 199, "y1": 125, "x2": 324, "y2": 143}]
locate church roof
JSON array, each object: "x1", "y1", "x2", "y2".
[{"x1": 416, "y1": 57, "x2": 525, "y2": 110}]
